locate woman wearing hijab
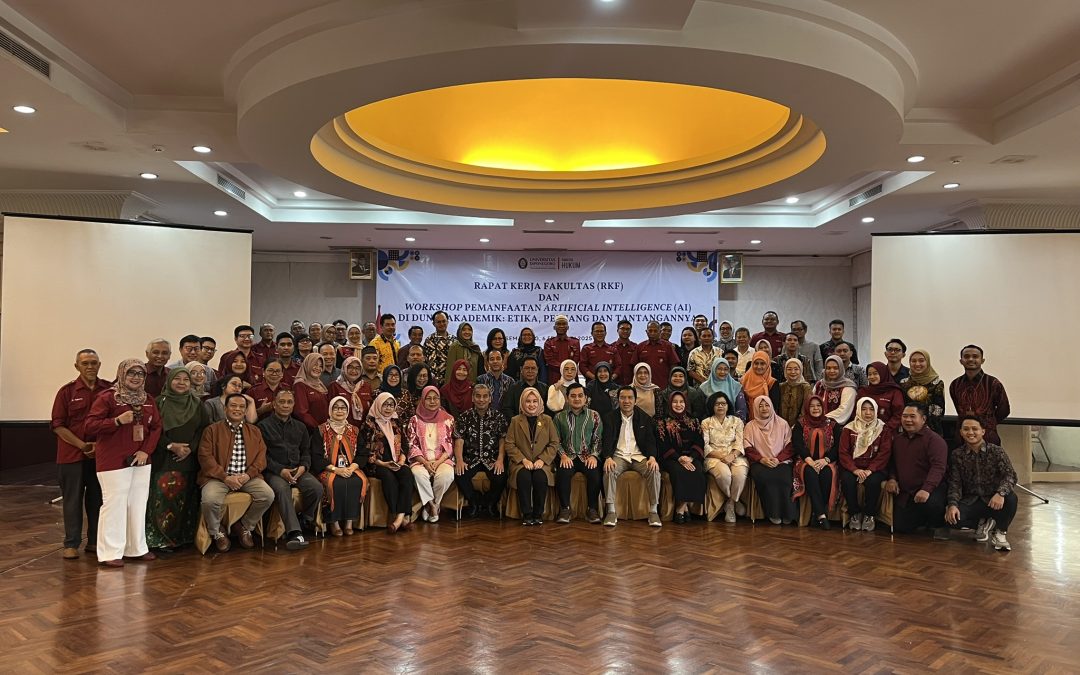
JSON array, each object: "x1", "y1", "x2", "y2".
[
  {"x1": 506, "y1": 327, "x2": 547, "y2": 383},
  {"x1": 440, "y1": 359, "x2": 474, "y2": 416},
  {"x1": 792, "y1": 395, "x2": 841, "y2": 529},
  {"x1": 778, "y1": 358, "x2": 812, "y2": 427},
  {"x1": 701, "y1": 391, "x2": 748, "y2": 523},
  {"x1": 86, "y1": 359, "x2": 163, "y2": 566},
  {"x1": 657, "y1": 366, "x2": 708, "y2": 420},
  {"x1": 898, "y1": 349, "x2": 945, "y2": 434},
  {"x1": 716, "y1": 321, "x2": 737, "y2": 352},
  {"x1": 293, "y1": 353, "x2": 330, "y2": 430},
  {"x1": 407, "y1": 385, "x2": 456, "y2": 523},
  {"x1": 753, "y1": 340, "x2": 785, "y2": 381},
  {"x1": 316, "y1": 396, "x2": 368, "y2": 536},
  {"x1": 586, "y1": 361, "x2": 618, "y2": 416},
  {"x1": 699, "y1": 358, "x2": 748, "y2": 421},
  {"x1": 187, "y1": 362, "x2": 212, "y2": 400},
  {"x1": 743, "y1": 397, "x2": 797, "y2": 525},
  {"x1": 361, "y1": 392, "x2": 413, "y2": 533},
  {"x1": 398, "y1": 363, "x2": 432, "y2": 423},
  {"x1": 446, "y1": 322, "x2": 483, "y2": 383},
  {"x1": 658, "y1": 391, "x2": 706, "y2": 523},
  {"x1": 221, "y1": 351, "x2": 262, "y2": 390},
  {"x1": 839, "y1": 397, "x2": 892, "y2": 532},
  {"x1": 146, "y1": 367, "x2": 209, "y2": 551},
  {"x1": 336, "y1": 323, "x2": 365, "y2": 364},
  {"x1": 813, "y1": 355, "x2": 858, "y2": 425},
  {"x1": 741, "y1": 350, "x2": 781, "y2": 414},
  {"x1": 506, "y1": 387, "x2": 559, "y2": 526},
  {"x1": 858, "y1": 362, "x2": 905, "y2": 431},
  {"x1": 631, "y1": 363, "x2": 660, "y2": 418},
  {"x1": 484, "y1": 328, "x2": 510, "y2": 365},
  {"x1": 204, "y1": 374, "x2": 257, "y2": 424},
  {"x1": 378, "y1": 364, "x2": 403, "y2": 399},
  {"x1": 330, "y1": 356, "x2": 374, "y2": 425},
  {"x1": 546, "y1": 359, "x2": 582, "y2": 414},
  {"x1": 675, "y1": 327, "x2": 699, "y2": 369}
]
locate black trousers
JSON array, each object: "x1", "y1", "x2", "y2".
[
  {"x1": 555, "y1": 458, "x2": 602, "y2": 509},
  {"x1": 891, "y1": 484, "x2": 947, "y2": 533},
  {"x1": 840, "y1": 469, "x2": 887, "y2": 517},
  {"x1": 802, "y1": 464, "x2": 834, "y2": 518},
  {"x1": 455, "y1": 464, "x2": 508, "y2": 507},
  {"x1": 749, "y1": 463, "x2": 796, "y2": 521},
  {"x1": 955, "y1": 492, "x2": 1018, "y2": 532},
  {"x1": 516, "y1": 468, "x2": 548, "y2": 517},
  {"x1": 264, "y1": 471, "x2": 323, "y2": 535},
  {"x1": 376, "y1": 466, "x2": 414, "y2": 515},
  {"x1": 58, "y1": 460, "x2": 102, "y2": 549}
]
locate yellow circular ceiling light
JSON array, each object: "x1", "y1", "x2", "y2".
[{"x1": 311, "y1": 78, "x2": 826, "y2": 213}]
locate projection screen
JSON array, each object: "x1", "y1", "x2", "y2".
[
  {"x1": 871, "y1": 231, "x2": 1080, "y2": 422},
  {"x1": 0, "y1": 214, "x2": 252, "y2": 421}
]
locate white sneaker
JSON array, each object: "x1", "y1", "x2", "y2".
[
  {"x1": 975, "y1": 518, "x2": 993, "y2": 542},
  {"x1": 735, "y1": 501, "x2": 747, "y2": 517},
  {"x1": 991, "y1": 530, "x2": 1011, "y2": 551},
  {"x1": 849, "y1": 514, "x2": 863, "y2": 531},
  {"x1": 863, "y1": 516, "x2": 876, "y2": 532},
  {"x1": 724, "y1": 500, "x2": 737, "y2": 523}
]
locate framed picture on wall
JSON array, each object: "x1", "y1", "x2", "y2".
[
  {"x1": 349, "y1": 250, "x2": 374, "y2": 280},
  {"x1": 720, "y1": 253, "x2": 744, "y2": 283}
]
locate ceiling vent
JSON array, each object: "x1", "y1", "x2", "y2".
[
  {"x1": 825, "y1": 231, "x2": 847, "y2": 236},
  {"x1": 0, "y1": 28, "x2": 51, "y2": 79},
  {"x1": 848, "y1": 184, "x2": 882, "y2": 208},
  {"x1": 668, "y1": 230, "x2": 720, "y2": 235},
  {"x1": 374, "y1": 227, "x2": 429, "y2": 232},
  {"x1": 216, "y1": 174, "x2": 246, "y2": 201},
  {"x1": 522, "y1": 229, "x2": 574, "y2": 234},
  {"x1": 990, "y1": 155, "x2": 1036, "y2": 165}
]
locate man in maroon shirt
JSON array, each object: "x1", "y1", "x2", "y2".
[
  {"x1": 949, "y1": 345, "x2": 1010, "y2": 445},
  {"x1": 215, "y1": 325, "x2": 257, "y2": 378},
  {"x1": 635, "y1": 321, "x2": 680, "y2": 387},
  {"x1": 250, "y1": 323, "x2": 277, "y2": 369},
  {"x1": 144, "y1": 338, "x2": 172, "y2": 397},
  {"x1": 613, "y1": 320, "x2": 638, "y2": 386},
  {"x1": 543, "y1": 315, "x2": 581, "y2": 376},
  {"x1": 750, "y1": 311, "x2": 786, "y2": 357},
  {"x1": 579, "y1": 321, "x2": 621, "y2": 382},
  {"x1": 885, "y1": 404, "x2": 949, "y2": 536},
  {"x1": 395, "y1": 325, "x2": 425, "y2": 370},
  {"x1": 264, "y1": 332, "x2": 301, "y2": 386},
  {"x1": 51, "y1": 349, "x2": 112, "y2": 559}
]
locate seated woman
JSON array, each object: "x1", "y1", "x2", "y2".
[
  {"x1": 657, "y1": 366, "x2": 708, "y2": 420},
  {"x1": 446, "y1": 322, "x2": 484, "y2": 383},
  {"x1": 440, "y1": 359, "x2": 474, "y2": 416},
  {"x1": 675, "y1": 327, "x2": 699, "y2": 369},
  {"x1": 505, "y1": 387, "x2": 558, "y2": 526},
  {"x1": 699, "y1": 358, "x2": 748, "y2": 421},
  {"x1": 505, "y1": 327, "x2": 547, "y2": 383},
  {"x1": 407, "y1": 385, "x2": 456, "y2": 523},
  {"x1": 221, "y1": 351, "x2": 262, "y2": 390},
  {"x1": 778, "y1": 358, "x2": 812, "y2": 427},
  {"x1": 147, "y1": 368, "x2": 209, "y2": 552},
  {"x1": 858, "y1": 362, "x2": 905, "y2": 432},
  {"x1": 546, "y1": 359, "x2": 582, "y2": 414},
  {"x1": 631, "y1": 363, "x2": 660, "y2": 418},
  {"x1": 741, "y1": 351, "x2": 781, "y2": 414},
  {"x1": 378, "y1": 364, "x2": 403, "y2": 399},
  {"x1": 203, "y1": 374, "x2": 257, "y2": 424},
  {"x1": 316, "y1": 396, "x2": 368, "y2": 536},
  {"x1": 586, "y1": 361, "x2": 618, "y2": 417},
  {"x1": 813, "y1": 355, "x2": 858, "y2": 425},
  {"x1": 744, "y1": 397, "x2": 797, "y2": 525},
  {"x1": 792, "y1": 395, "x2": 841, "y2": 529},
  {"x1": 330, "y1": 356, "x2": 374, "y2": 425},
  {"x1": 658, "y1": 391, "x2": 706, "y2": 524},
  {"x1": 701, "y1": 391, "x2": 749, "y2": 522},
  {"x1": 839, "y1": 397, "x2": 893, "y2": 532},
  {"x1": 898, "y1": 349, "x2": 945, "y2": 434},
  {"x1": 398, "y1": 363, "x2": 432, "y2": 423},
  {"x1": 361, "y1": 392, "x2": 413, "y2": 533},
  {"x1": 187, "y1": 362, "x2": 212, "y2": 400},
  {"x1": 293, "y1": 353, "x2": 330, "y2": 430}
]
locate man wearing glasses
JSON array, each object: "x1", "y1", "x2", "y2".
[
  {"x1": 215, "y1": 325, "x2": 257, "y2": 377},
  {"x1": 884, "y1": 338, "x2": 910, "y2": 382}
]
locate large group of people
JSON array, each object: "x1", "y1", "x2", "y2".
[{"x1": 51, "y1": 310, "x2": 1020, "y2": 567}]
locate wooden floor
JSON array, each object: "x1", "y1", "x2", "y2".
[{"x1": 3, "y1": 465, "x2": 1078, "y2": 674}]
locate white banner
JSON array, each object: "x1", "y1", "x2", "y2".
[{"x1": 376, "y1": 250, "x2": 718, "y2": 343}]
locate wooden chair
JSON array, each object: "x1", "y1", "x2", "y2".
[
  {"x1": 504, "y1": 473, "x2": 596, "y2": 520},
  {"x1": 839, "y1": 484, "x2": 894, "y2": 531},
  {"x1": 194, "y1": 491, "x2": 265, "y2": 554},
  {"x1": 265, "y1": 487, "x2": 328, "y2": 542}
]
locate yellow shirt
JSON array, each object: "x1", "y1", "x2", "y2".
[{"x1": 369, "y1": 335, "x2": 401, "y2": 373}]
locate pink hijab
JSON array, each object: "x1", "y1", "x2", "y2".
[
  {"x1": 413, "y1": 385, "x2": 451, "y2": 424},
  {"x1": 743, "y1": 396, "x2": 791, "y2": 459}
]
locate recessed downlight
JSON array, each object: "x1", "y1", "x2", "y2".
[
  {"x1": 784, "y1": 197, "x2": 799, "y2": 204},
  {"x1": 12, "y1": 105, "x2": 35, "y2": 114},
  {"x1": 140, "y1": 172, "x2": 158, "y2": 180},
  {"x1": 479, "y1": 238, "x2": 490, "y2": 243},
  {"x1": 907, "y1": 155, "x2": 926, "y2": 163},
  {"x1": 405, "y1": 236, "x2": 416, "y2": 242},
  {"x1": 192, "y1": 145, "x2": 212, "y2": 154},
  {"x1": 214, "y1": 210, "x2": 228, "y2": 216},
  {"x1": 544, "y1": 218, "x2": 555, "y2": 223},
  {"x1": 861, "y1": 216, "x2": 875, "y2": 224},
  {"x1": 750, "y1": 239, "x2": 762, "y2": 245},
  {"x1": 943, "y1": 183, "x2": 960, "y2": 189},
  {"x1": 674, "y1": 239, "x2": 686, "y2": 245},
  {"x1": 293, "y1": 190, "x2": 308, "y2": 198},
  {"x1": 604, "y1": 239, "x2": 615, "y2": 245}
]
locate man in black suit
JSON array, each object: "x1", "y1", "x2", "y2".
[{"x1": 601, "y1": 386, "x2": 662, "y2": 527}]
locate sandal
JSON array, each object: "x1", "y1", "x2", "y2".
[{"x1": 330, "y1": 522, "x2": 343, "y2": 537}]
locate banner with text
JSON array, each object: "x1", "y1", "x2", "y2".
[{"x1": 376, "y1": 250, "x2": 718, "y2": 344}]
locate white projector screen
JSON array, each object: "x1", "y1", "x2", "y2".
[
  {"x1": 871, "y1": 231, "x2": 1080, "y2": 422},
  {"x1": 0, "y1": 214, "x2": 252, "y2": 421}
]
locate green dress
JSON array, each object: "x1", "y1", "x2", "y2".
[{"x1": 145, "y1": 406, "x2": 208, "y2": 549}]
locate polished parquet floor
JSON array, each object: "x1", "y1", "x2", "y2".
[{"x1": 2, "y1": 465, "x2": 1078, "y2": 674}]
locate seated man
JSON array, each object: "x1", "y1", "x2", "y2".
[
  {"x1": 553, "y1": 383, "x2": 603, "y2": 524},
  {"x1": 601, "y1": 386, "x2": 662, "y2": 527},
  {"x1": 885, "y1": 404, "x2": 948, "y2": 536},
  {"x1": 945, "y1": 416, "x2": 1019, "y2": 551},
  {"x1": 453, "y1": 384, "x2": 509, "y2": 518},
  {"x1": 257, "y1": 389, "x2": 323, "y2": 549},
  {"x1": 197, "y1": 393, "x2": 276, "y2": 552}
]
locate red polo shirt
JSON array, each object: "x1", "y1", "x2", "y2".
[
  {"x1": 85, "y1": 392, "x2": 162, "y2": 472},
  {"x1": 250, "y1": 340, "x2": 277, "y2": 369},
  {"x1": 635, "y1": 339, "x2": 680, "y2": 387},
  {"x1": 613, "y1": 339, "x2": 639, "y2": 385},
  {"x1": 543, "y1": 335, "x2": 581, "y2": 376},
  {"x1": 51, "y1": 378, "x2": 113, "y2": 464},
  {"x1": 249, "y1": 381, "x2": 293, "y2": 419},
  {"x1": 579, "y1": 342, "x2": 622, "y2": 381}
]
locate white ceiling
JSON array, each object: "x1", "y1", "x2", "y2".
[{"x1": 0, "y1": 0, "x2": 1078, "y2": 255}]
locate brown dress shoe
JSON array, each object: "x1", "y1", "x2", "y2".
[
  {"x1": 62, "y1": 547, "x2": 80, "y2": 560},
  {"x1": 213, "y1": 535, "x2": 231, "y2": 553},
  {"x1": 101, "y1": 559, "x2": 124, "y2": 568},
  {"x1": 125, "y1": 552, "x2": 157, "y2": 561},
  {"x1": 237, "y1": 529, "x2": 255, "y2": 549}
]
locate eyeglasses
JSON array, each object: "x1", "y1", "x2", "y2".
[
  {"x1": 237, "y1": 333, "x2": 255, "y2": 339},
  {"x1": 885, "y1": 347, "x2": 904, "y2": 353},
  {"x1": 125, "y1": 370, "x2": 146, "y2": 378}
]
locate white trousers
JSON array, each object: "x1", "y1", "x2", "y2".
[
  {"x1": 411, "y1": 463, "x2": 454, "y2": 508},
  {"x1": 96, "y1": 465, "x2": 151, "y2": 562},
  {"x1": 704, "y1": 458, "x2": 749, "y2": 503}
]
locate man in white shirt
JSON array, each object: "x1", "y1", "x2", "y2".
[{"x1": 600, "y1": 387, "x2": 662, "y2": 527}]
